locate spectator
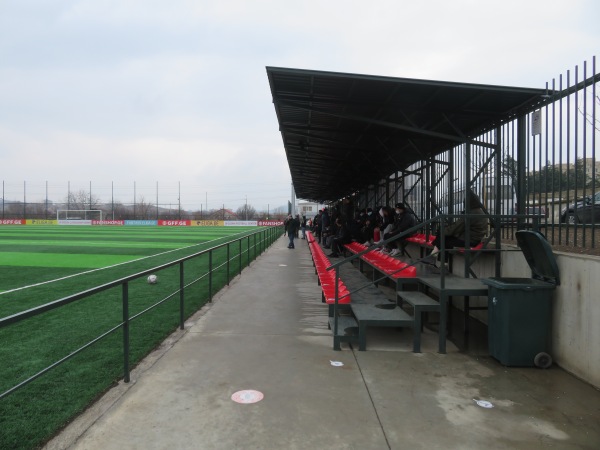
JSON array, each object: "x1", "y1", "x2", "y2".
[
  {"x1": 287, "y1": 214, "x2": 300, "y2": 249},
  {"x1": 385, "y1": 203, "x2": 417, "y2": 256},
  {"x1": 361, "y1": 208, "x2": 376, "y2": 245},
  {"x1": 313, "y1": 210, "x2": 322, "y2": 241},
  {"x1": 301, "y1": 215, "x2": 307, "y2": 239},
  {"x1": 423, "y1": 190, "x2": 487, "y2": 264},
  {"x1": 320, "y1": 208, "x2": 331, "y2": 246},
  {"x1": 374, "y1": 206, "x2": 394, "y2": 247},
  {"x1": 328, "y1": 217, "x2": 351, "y2": 258}
]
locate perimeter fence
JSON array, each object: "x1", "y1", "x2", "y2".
[
  {"x1": 0, "y1": 181, "x2": 286, "y2": 221},
  {"x1": 398, "y1": 56, "x2": 600, "y2": 252}
]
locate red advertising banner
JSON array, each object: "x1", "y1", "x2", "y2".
[
  {"x1": 92, "y1": 220, "x2": 125, "y2": 226},
  {"x1": 257, "y1": 221, "x2": 284, "y2": 226},
  {"x1": 0, "y1": 219, "x2": 26, "y2": 225},
  {"x1": 158, "y1": 220, "x2": 191, "y2": 226}
]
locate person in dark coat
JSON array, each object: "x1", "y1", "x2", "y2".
[
  {"x1": 328, "y1": 217, "x2": 351, "y2": 257},
  {"x1": 423, "y1": 190, "x2": 488, "y2": 264},
  {"x1": 385, "y1": 203, "x2": 417, "y2": 256},
  {"x1": 287, "y1": 214, "x2": 300, "y2": 249}
]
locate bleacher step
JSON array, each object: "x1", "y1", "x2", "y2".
[
  {"x1": 350, "y1": 303, "x2": 414, "y2": 351},
  {"x1": 397, "y1": 291, "x2": 440, "y2": 310}
]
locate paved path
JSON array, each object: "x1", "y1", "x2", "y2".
[{"x1": 46, "y1": 236, "x2": 600, "y2": 449}]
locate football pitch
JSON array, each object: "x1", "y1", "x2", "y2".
[
  {"x1": 0, "y1": 225, "x2": 256, "y2": 311},
  {"x1": 0, "y1": 225, "x2": 272, "y2": 449}
]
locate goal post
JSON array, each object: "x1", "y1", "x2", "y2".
[{"x1": 56, "y1": 210, "x2": 103, "y2": 221}]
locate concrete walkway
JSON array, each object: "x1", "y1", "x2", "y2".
[{"x1": 46, "y1": 235, "x2": 600, "y2": 449}]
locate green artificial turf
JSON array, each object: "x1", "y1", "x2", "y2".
[{"x1": 0, "y1": 225, "x2": 279, "y2": 449}]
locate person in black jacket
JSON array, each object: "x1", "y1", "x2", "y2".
[
  {"x1": 287, "y1": 215, "x2": 300, "y2": 249},
  {"x1": 328, "y1": 217, "x2": 351, "y2": 257},
  {"x1": 423, "y1": 190, "x2": 487, "y2": 264},
  {"x1": 385, "y1": 203, "x2": 417, "y2": 256}
]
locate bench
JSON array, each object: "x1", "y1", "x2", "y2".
[
  {"x1": 332, "y1": 260, "x2": 414, "y2": 351},
  {"x1": 404, "y1": 233, "x2": 435, "y2": 257},
  {"x1": 306, "y1": 231, "x2": 352, "y2": 314},
  {"x1": 344, "y1": 242, "x2": 417, "y2": 282}
]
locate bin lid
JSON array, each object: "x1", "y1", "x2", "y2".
[{"x1": 515, "y1": 230, "x2": 560, "y2": 286}]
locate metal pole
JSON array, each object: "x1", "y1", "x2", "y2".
[
  {"x1": 227, "y1": 243, "x2": 230, "y2": 285},
  {"x1": 122, "y1": 282, "x2": 130, "y2": 383},
  {"x1": 208, "y1": 250, "x2": 213, "y2": 302},
  {"x1": 239, "y1": 239, "x2": 242, "y2": 275},
  {"x1": 179, "y1": 262, "x2": 185, "y2": 329},
  {"x1": 112, "y1": 181, "x2": 115, "y2": 220}
]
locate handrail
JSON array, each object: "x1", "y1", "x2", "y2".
[
  {"x1": 0, "y1": 226, "x2": 281, "y2": 400},
  {"x1": 325, "y1": 213, "x2": 525, "y2": 341}
]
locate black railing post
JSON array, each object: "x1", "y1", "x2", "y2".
[
  {"x1": 208, "y1": 250, "x2": 213, "y2": 302},
  {"x1": 247, "y1": 236, "x2": 250, "y2": 267},
  {"x1": 122, "y1": 282, "x2": 130, "y2": 383},
  {"x1": 227, "y1": 243, "x2": 230, "y2": 285},
  {"x1": 239, "y1": 238, "x2": 242, "y2": 275},
  {"x1": 179, "y1": 261, "x2": 185, "y2": 329}
]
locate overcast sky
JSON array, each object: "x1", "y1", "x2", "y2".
[{"x1": 1, "y1": 0, "x2": 598, "y2": 212}]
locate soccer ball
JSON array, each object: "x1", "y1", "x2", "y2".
[{"x1": 147, "y1": 274, "x2": 158, "y2": 284}]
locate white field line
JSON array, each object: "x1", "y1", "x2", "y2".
[{"x1": 0, "y1": 231, "x2": 252, "y2": 297}]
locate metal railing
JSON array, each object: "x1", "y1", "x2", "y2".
[{"x1": 0, "y1": 226, "x2": 281, "y2": 400}]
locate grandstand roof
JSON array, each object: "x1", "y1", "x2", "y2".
[{"x1": 266, "y1": 67, "x2": 550, "y2": 202}]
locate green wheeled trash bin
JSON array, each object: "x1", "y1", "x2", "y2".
[{"x1": 482, "y1": 230, "x2": 560, "y2": 368}]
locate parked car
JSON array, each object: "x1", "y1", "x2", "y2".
[
  {"x1": 560, "y1": 192, "x2": 600, "y2": 224},
  {"x1": 513, "y1": 204, "x2": 548, "y2": 224}
]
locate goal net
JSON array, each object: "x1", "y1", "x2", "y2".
[{"x1": 56, "y1": 210, "x2": 103, "y2": 221}]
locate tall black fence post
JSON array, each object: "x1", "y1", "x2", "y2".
[
  {"x1": 226, "y1": 243, "x2": 230, "y2": 285},
  {"x1": 247, "y1": 236, "x2": 250, "y2": 267},
  {"x1": 122, "y1": 282, "x2": 130, "y2": 383},
  {"x1": 208, "y1": 250, "x2": 213, "y2": 302},
  {"x1": 239, "y1": 238, "x2": 242, "y2": 275},
  {"x1": 179, "y1": 261, "x2": 185, "y2": 330}
]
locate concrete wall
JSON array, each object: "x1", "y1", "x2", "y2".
[{"x1": 464, "y1": 247, "x2": 600, "y2": 389}]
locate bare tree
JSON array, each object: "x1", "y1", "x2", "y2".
[
  {"x1": 64, "y1": 189, "x2": 102, "y2": 210},
  {"x1": 136, "y1": 196, "x2": 155, "y2": 219},
  {"x1": 236, "y1": 204, "x2": 256, "y2": 220}
]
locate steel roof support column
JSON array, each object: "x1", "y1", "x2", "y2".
[
  {"x1": 494, "y1": 127, "x2": 502, "y2": 277},
  {"x1": 517, "y1": 115, "x2": 527, "y2": 230}
]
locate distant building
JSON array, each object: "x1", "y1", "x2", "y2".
[{"x1": 297, "y1": 201, "x2": 322, "y2": 218}]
